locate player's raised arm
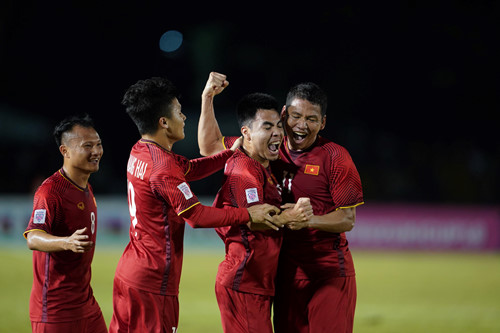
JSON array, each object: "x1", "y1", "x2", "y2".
[{"x1": 198, "y1": 72, "x2": 228, "y2": 156}]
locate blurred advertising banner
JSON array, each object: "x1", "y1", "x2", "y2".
[
  {"x1": 351, "y1": 203, "x2": 500, "y2": 250},
  {"x1": 1, "y1": 196, "x2": 499, "y2": 251}
]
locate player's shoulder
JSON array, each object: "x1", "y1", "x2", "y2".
[
  {"x1": 226, "y1": 150, "x2": 264, "y2": 176},
  {"x1": 316, "y1": 136, "x2": 351, "y2": 158},
  {"x1": 35, "y1": 170, "x2": 67, "y2": 198},
  {"x1": 232, "y1": 149, "x2": 262, "y2": 167},
  {"x1": 222, "y1": 136, "x2": 239, "y2": 149},
  {"x1": 136, "y1": 139, "x2": 183, "y2": 169}
]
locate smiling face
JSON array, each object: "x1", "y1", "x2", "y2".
[
  {"x1": 283, "y1": 98, "x2": 326, "y2": 151},
  {"x1": 61, "y1": 125, "x2": 103, "y2": 174},
  {"x1": 242, "y1": 109, "x2": 284, "y2": 167}
]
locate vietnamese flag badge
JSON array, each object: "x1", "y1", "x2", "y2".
[{"x1": 304, "y1": 164, "x2": 320, "y2": 175}]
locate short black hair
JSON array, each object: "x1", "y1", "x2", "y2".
[
  {"x1": 237, "y1": 92, "x2": 280, "y2": 128},
  {"x1": 286, "y1": 82, "x2": 328, "y2": 117},
  {"x1": 53, "y1": 113, "x2": 95, "y2": 147},
  {"x1": 122, "y1": 77, "x2": 180, "y2": 135}
]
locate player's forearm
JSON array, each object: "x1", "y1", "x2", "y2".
[
  {"x1": 186, "y1": 149, "x2": 234, "y2": 181},
  {"x1": 307, "y1": 208, "x2": 356, "y2": 233},
  {"x1": 181, "y1": 203, "x2": 249, "y2": 228},
  {"x1": 26, "y1": 231, "x2": 71, "y2": 252},
  {"x1": 199, "y1": 95, "x2": 224, "y2": 156}
]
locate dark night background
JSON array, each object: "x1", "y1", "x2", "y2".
[{"x1": 0, "y1": 1, "x2": 498, "y2": 204}]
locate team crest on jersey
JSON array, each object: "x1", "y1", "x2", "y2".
[
  {"x1": 77, "y1": 202, "x2": 85, "y2": 210},
  {"x1": 245, "y1": 188, "x2": 259, "y2": 203},
  {"x1": 177, "y1": 182, "x2": 193, "y2": 200},
  {"x1": 34, "y1": 209, "x2": 46, "y2": 224},
  {"x1": 304, "y1": 164, "x2": 320, "y2": 175}
]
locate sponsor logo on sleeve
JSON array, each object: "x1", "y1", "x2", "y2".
[
  {"x1": 177, "y1": 182, "x2": 194, "y2": 200},
  {"x1": 245, "y1": 188, "x2": 259, "y2": 204},
  {"x1": 34, "y1": 209, "x2": 46, "y2": 224}
]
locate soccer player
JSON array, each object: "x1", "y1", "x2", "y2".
[
  {"x1": 212, "y1": 91, "x2": 313, "y2": 333},
  {"x1": 198, "y1": 73, "x2": 364, "y2": 333},
  {"x1": 23, "y1": 114, "x2": 107, "y2": 333},
  {"x1": 109, "y1": 76, "x2": 282, "y2": 333}
]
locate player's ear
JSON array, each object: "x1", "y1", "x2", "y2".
[
  {"x1": 159, "y1": 117, "x2": 169, "y2": 129},
  {"x1": 280, "y1": 105, "x2": 287, "y2": 121},
  {"x1": 59, "y1": 145, "x2": 69, "y2": 158},
  {"x1": 320, "y1": 115, "x2": 326, "y2": 130},
  {"x1": 241, "y1": 126, "x2": 251, "y2": 141}
]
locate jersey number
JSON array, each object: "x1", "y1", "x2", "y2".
[{"x1": 127, "y1": 181, "x2": 139, "y2": 236}]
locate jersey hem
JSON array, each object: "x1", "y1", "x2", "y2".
[
  {"x1": 216, "y1": 279, "x2": 275, "y2": 297},
  {"x1": 114, "y1": 274, "x2": 180, "y2": 297},
  {"x1": 29, "y1": 305, "x2": 101, "y2": 323}
]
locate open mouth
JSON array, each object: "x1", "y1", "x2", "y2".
[
  {"x1": 268, "y1": 141, "x2": 281, "y2": 154},
  {"x1": 292, "y1": 131, "x2": 307, "y2": 142}
]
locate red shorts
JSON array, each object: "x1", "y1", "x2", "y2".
[
  {"x1": 31, "y1": 310, "x2": 107, "y2": 333},
  {"x1": 273, "y1": 276, "x2": 357, "y2": 333},
  {"x1": 215, "y1": 282, "x2": 273, "y2": 333},
  {"x1": 109, "y1": 277, "x2": 179, "y2": 333}
]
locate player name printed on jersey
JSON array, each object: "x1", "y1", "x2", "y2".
[{"x1": 127, "y1": 155, "x2": 148, "y2": 180}]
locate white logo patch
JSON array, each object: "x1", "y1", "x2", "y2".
[
  {"x1": 34, "y1": 209, "x2": 46, "y2": 224},
  {"x1": 177, "y1": 182, "x2": 193, "y2": 200},
  {"x1": 245, "y1": 188, "x2": 259, "y2": 204}
]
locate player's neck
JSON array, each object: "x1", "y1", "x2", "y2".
[
  {"x1": 142, "y1": 133, "x2": 174, "y2": 151},
  {"x1": 242, "y1": 142, "x2": 269, "y2": 168},
  {"x1": 61, "y1": 166, "x2": 90, "y2": 188}
]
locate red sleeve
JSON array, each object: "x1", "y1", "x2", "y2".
[
  {"x1": 222, "y1": 136, "x2": 239, "y2": 150},
  {"x1": 24, "y1": 184, "x2": 59, "y2": 238},
  {"x1": 184, "y1": 149, "x2": 234, "y2": 182},
  {"x1": 150, "y1": 157, "x2": 200, "y2": 215},
  {"x1": 226, "y1": 158, "x2": 265, "y2": 208},
  {"x1": 180, "y1": 203, "x2": 249, "y2": 228},
  {"x1": 329, "y1": 147, "x2": 364, "y2": 209}
]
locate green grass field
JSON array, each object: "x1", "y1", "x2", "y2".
[{"x1": 1, "y1": 246, "x2": 499, "y2": 333}]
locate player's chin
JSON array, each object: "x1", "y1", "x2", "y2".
[
  {"x1": 290, "y1": 137, "x2": 312, "y2": 150},
  {"x1": 87, "y1": 162, "x2": 100, "y2": 172},
  {"x1": 290, "y1": 135, "x2": 307, "y2": 146},
  {"x1": 266, "y1": 151, "x2": 280, "y2": 161}
]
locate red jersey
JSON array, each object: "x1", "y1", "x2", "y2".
[
  {"x1": 224, "y1": 136, "x2": 364, "y2": 279},
  {"x1": 23, "y1": 169, "x2": 101, "y2": 323},
  {"x1": 213, "y1": 149, "x2": 283, "y2": 296},
  {"x1": 114, "y1": 139, "x2": 249, "y2": 296}
]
